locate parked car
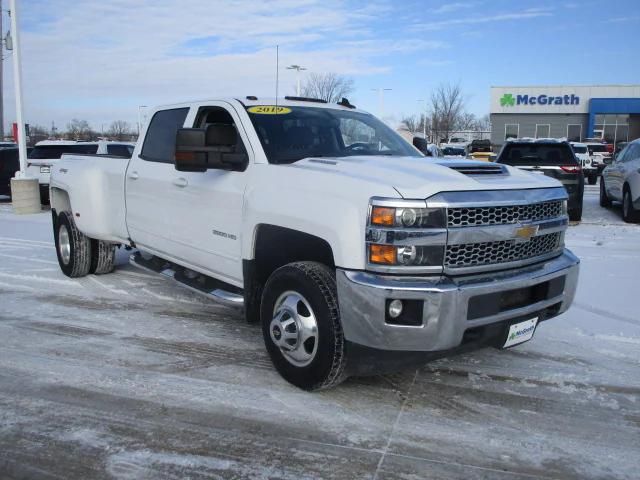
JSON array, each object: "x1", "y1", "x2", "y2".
[
  {"x1": 570, "y1": 142, "x2": 597, "y2": 184},
  {"x1": 49, "y1": 96, "x2": 579, "y2": 390},
  {"x1": 28, "y1": 140, "x2": 136, "y2": 204},
  {"x1": 495, "y1": 139, "x2": 584, "y2": 221},
  {"x1": 0, "y1": 146, "x2": 33, "y2": 198},
  {"x1": 600, "y1": 139, "x2": 640, "y2": 223},
  {"x1": 584, "y1": 142, "x2": 611, "y2": 177},
  {"x1": 442, "y1": 146, "x2": 466, "y2": 157}
]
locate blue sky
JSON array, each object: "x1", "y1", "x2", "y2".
[{"x1": 4, "y1": 0, "x2": 640, "y2": 130}]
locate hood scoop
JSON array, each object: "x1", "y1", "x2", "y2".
[{"x1": 445, "y1": 163, "x2": 507, "y2": 176}]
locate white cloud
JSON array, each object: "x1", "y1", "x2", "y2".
[
  {"x1": 4, "y1": 0, "x2": 448, "y2": 128},
  {"x1": 413, "y1": 8, "x2": 554, "y2": 31},
  {"x1": 433, "y1": 2, "x2": 478, "y2": 14}
]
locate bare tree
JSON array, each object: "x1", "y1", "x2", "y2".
[
  {"x1": 475, "y1": 114, "x2": 491, "y2": 131},
  {"x1": 400, "y1": 114, "x2": 430, "y2": 137},
  {"x1": 300, "y1": 73, "x2": 354, "y2": 103},
  {"x1": 430, "y1": 82, "x2": 465, "y2": 142},
  {"x1": 457, "y1": 112, "x2": 477, "y2": 131},
  {"x1": 27, "y1": 124, "x2": 49, "y2": 146},
  {"x1": 108, "y1": 120, "x2": 133, "y2": 141},
  {"x1": 66, "y1": 119, "x2": 93, "y2": 141}
]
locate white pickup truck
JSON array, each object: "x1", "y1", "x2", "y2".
[{"x1": 49, "y1": 97, "x2": 580, "y2": 390}]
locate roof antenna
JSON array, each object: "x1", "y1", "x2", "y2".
[{"x1": 275, "y1": 45, "x2": 279, "y2": 111}]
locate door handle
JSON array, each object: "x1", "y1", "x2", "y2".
[
  {"x1": 173, "y1": 177, "x2": 188, "y2": 188},
  {"x1": 128, "y1": 171, "x2": 139, "y2": 180}
]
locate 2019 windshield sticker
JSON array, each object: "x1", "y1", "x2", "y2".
[{"x1": 247, "y1": 106, "x2": 292, "y2": 115}]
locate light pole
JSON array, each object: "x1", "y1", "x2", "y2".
[
  {"x1": 8, "y1": 0, "x2": 40, "y2": 213},
  {"x1": 286, "y1": 65, "x2": 307, "y2": 96},
  {"x1": 417, "y1": 99, "x2": 427, "y2": 139},
  {"x1": 137, "y1": 105, "x2": 148, "y2": 135},
  {"x1": 372, "y1": 88, "x2": 392, "y2": 119}
]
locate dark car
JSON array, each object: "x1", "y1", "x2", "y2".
[
  {"x1": 442, "y1": 146, "x2": 465, "y2": 157},
  {"x1": 0, "y1": 147, "x2": 34, "y2": 197},
  {"x1": 496, "y1": 140, "x2": 584, "y2": 221},
  {"x1": 0, "y1": 147, "x2": 20, "y2": 197}
]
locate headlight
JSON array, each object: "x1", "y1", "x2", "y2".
[
  {"x1": 369, "y1": 244, "x2": 445, "y2": 266},
  {"x1": 370, "y1": 206, "x2": 445, "y2": 228},
  {"x1": 367, "y1": 199, "x2": 447, "y2": 272}
]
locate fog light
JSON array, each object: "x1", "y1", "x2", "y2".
[{"x1": 388, "y1": 299, "x2": 403, "y2": 318}]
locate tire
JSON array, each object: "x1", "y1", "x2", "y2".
[
  {"x1": 600, "y1": 179, "x2": 612, "y2": 207},
  {"x1": 622, "y1": 187, "x2": 640, "y2": 223},
  {"x1": 39, "y1": 186, "x2": 50, "y2": 205},
  {"x1": 54, "y1": 211, "x2": 92, "y2": 277},
  {"x1": 261, "y1": 261, "x2": 347, "y2": 391},
  {"x1": 90, "y1": 239, "x2": 116, "y2": 274},
  {"x1": 588, "y1": 175, "x2": 597, "y2": 185},
  {"x1": 569, "y1": 206, "x2": 582, "y2": 222}
]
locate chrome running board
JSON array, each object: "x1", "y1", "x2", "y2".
[{"x1": 129, "y1": 253, "x2": 244, "y2": 309}]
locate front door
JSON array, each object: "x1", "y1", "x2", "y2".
[{"x1": 155, "y1": 102, "x2": 251, "y2": 286}]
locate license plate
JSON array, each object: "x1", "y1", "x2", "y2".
[
  {"x1": 503, "y1": 317, "x2": 538, "y2": 348},
  {"x1": 40, "y1": 166, "x2": 51, "y2": 173},
  {"x1": 530, "y1": 170, "x2": 546, "y2": 175}
]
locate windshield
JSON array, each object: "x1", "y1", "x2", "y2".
[
  {"x1": 572, "y1": 145, "x2": 588, "y2": 154},
  {"x1": 28, "y1": 144, "x2": 98, "y2": 159},
  {"x1": 497, "y1": 144, "x2": 577, "y2": 166},
  {"x1": 588, "y1": 144, "x2": 607, "y2": 153},
  {"x1": 245, "y1": 106, "x2": 420, "y2": 164}
]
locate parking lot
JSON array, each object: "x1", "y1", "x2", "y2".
[{"x1": 0, "y1": 183, "x2": 639, "y2": 480}]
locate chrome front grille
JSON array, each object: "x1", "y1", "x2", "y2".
[
  {"x1": 448, "y1": 201, "x2": 563, "y2": 228},
  {"x1": 445, "y1": 232, "x2": 562, "y2": 269}
]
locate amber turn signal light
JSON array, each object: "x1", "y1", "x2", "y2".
[
  {"x1": 369, "y1": 244, "x2": 396, "y2": 264},
  {"x1": 371, "y1": 206, "x2": 395, "y2": 226}
]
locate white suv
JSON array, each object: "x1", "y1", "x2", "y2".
[
  {"x1": 570, "y1": 142, "x2": 597, "y2": 184},
  {"x1": 601, "y1": 139, "x2": 640, "y2": 223}
]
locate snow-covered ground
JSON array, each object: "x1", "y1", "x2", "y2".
[{"x1": 0, "y1": 185, "x2": 638, "y2": 479}]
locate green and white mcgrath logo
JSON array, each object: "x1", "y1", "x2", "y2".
[{"x1": 500, "y1": 93, "x2": 515, "y2": 107}]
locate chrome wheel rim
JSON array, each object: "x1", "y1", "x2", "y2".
[
  {"x1": 270, "y1": 291, "x2": 318, "y2": 367},
  {"x1": 58, "y1": 224, "x2": 71, "y2": 265}
]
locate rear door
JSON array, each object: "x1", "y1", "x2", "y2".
[
  {"x1": 620, "y1": 144, "x2": 640, "y2": 201},
  {"x1": 125, "y1": 107, "x2": 191, "y2": 256}
]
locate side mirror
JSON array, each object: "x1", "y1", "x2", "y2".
[{"x1": 174, "y1": 124, "x2": 248, "y2": 172}]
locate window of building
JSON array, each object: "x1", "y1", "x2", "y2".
[
  {"x1": 567, "y1": 124, "x2": 582, "y2": 142},
  {"x1": 505, "y1": 124, "x2": 519, "y2": 140},
  {"x1": 593, "y1": 114, "x2": 630, "y2": 144},
  {"x1": 141, "y1": 108, "x2": 190, "y2": 163},
  {"x1": 535, "y1": 124, "x2": 550, "y2": 139}
]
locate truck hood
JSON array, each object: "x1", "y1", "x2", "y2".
[{"x1": 291, "y1": 156, "x2": 562, "y2": 199}]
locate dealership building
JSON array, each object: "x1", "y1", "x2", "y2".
[{"x1": 490, "y1": 85, "x2": 640, "y2": 147}]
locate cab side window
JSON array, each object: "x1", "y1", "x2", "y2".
[
  {"x1": 194, "y1": 106, "x2": 247, "y2": 153},
  {"x1": 140, "y1": 108, "x2": 190, "y2": 163}
]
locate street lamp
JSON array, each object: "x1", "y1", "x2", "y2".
[
  {"x1": 286, "y1": 65, "x2": 307, "y2": 96},
  {"x1": 8, "y1": 0, "x2": 40, "y2": 214},
  {"x1": 372, "y1": 88, "x2": 392, "y2": 119}
]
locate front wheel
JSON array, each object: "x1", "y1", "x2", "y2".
[
  {"x1": 261, "y1": 262, "x2": 347, "y2": 390},
  {"x1": 622, "y1": 188, "x2": 640, "y2": 223},
  {"x1": 54, "y1": 211, "x2": 92, "y2": 277}
]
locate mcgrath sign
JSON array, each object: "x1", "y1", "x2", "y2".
[{"x1": 500, "y1": 93, "x2": 580, "y2": 107}]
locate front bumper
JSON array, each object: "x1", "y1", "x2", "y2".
[{"x1": 337, "y1": 249, "x2": 579, "y2": 352}]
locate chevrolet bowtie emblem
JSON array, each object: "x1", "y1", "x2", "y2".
[{"x1": 514, "y1": 224, "x2": 539, "y2": 240}]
